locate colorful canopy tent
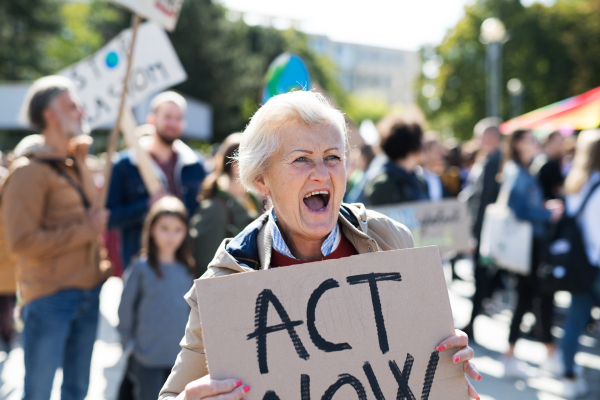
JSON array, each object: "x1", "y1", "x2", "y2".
[{"x1": 500, "y1": 86, "x2": 600, "y2": 134}]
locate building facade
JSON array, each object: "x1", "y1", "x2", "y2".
[{"x1": 308, "y1": 35, "x2": 421, "y2": 106}]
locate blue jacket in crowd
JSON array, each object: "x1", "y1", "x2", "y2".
[
  {"x1": 107, "y1": 139, "x2": 206, "y2": 267},
  {"x1": 503, "y1": 160, "x2": 551, "y2": 238}
]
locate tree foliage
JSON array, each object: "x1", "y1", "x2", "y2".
[
  {"x1": 417, "y1": 0, "x2": 600, "y2": 140},
  {"x1": 0, "y1": 0, "x2": 63, "y2": 80},
  {"x1": 0, "y1": 0, "x2": 347, "y2": 144}
]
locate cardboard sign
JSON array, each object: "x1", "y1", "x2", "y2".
[
  {"x1": 109, "y1": 0, "x2": 184, "y2": 31},
  {"x1": 196, "y1": 247, "x2": 468, "y2": 400},
  {"x1": 59, "y1": 22, "x2": 186, "y2": 129},
  {"x1": 372, "y1": 199, "x2": 471, "y2": 255}
]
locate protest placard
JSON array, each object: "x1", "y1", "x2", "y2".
[
  {"x1": 109, "y1": 0, "x2": 184, "y2": 31},
  {"x1": 196, "y1": 246, "x2": 468, "y2": 400},
  {"x1": 58, "y1": 22, "x2": 187, "y2": 130},
  {"x1": 372, "y1": 199, "x2": 471, "y2": 255}
]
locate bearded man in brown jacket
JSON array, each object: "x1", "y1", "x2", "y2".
[{"x1": 1, "y1": 76, "x2": 110, "y2": 400}]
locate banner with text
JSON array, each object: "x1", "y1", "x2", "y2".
[
  {"x1": 59, "y1": 22, "x2": 187, "y2": 129},
  {"x1": 197, "y1": 247, "x2": 468, "y2": 400},
  {"x1": 109, "y1": 0, "x2": 184, "y2": 31},
  {"x1": 372, "y1": 199, "x2": 471, "y2": 255}
]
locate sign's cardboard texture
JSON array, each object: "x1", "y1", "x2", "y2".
[
  {"x1": 372, "y1": 199, "x2": 471, "y2": 256},
  {"x1": 196, "y1": 246, "x2": 469, "y2": 400},
  {"x1": 59, "y1": 22, "x2": 186, "y2": 129},
  {"x1": 109, "y1": 0, "x2": 184, "y2": 31}
]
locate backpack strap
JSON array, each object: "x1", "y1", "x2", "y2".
[
  {"x1": 39, "y1": 159, "x2": 91, "y2": 209},
  {"x1": 575, "y1": 180, "x2": 600, "y2": 219}
]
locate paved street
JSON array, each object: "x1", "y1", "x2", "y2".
[{"x1": 1, "y1": 259, "x2": 600, "y2": 400}]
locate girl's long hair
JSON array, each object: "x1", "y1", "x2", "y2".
[
  {"x1": 565, "y1": 129, "x2": 600, "y2": 194},
  {"x1": 200, "y1": 133, "x2": 242, "y2": 201},
  {"x1": 140, "y1": 196, "x2": 195, "y2": 278}
]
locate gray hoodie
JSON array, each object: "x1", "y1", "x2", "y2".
[{"x1": 118, "y1": 257, "x2": 193, "y2": 368}]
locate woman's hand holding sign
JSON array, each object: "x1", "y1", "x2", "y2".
[
  {"x1": 436, "y1": 329, "x2": 481, "y2": 399},
  {"x1": 179, "y1": 375, "x2": 250, "y2": 400}
]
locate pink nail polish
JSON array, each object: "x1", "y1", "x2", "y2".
[
  {"x1": 235, "y1": 380, "x2": 242, "y2": 388},
  {"x1": 243, "y1": 385, "x2": 251, "y2": 393},
  {"x1": 478, "y1": 375, "x2": 482, "y2": 381},
  {"x1": 454, "y1": 356, "x2": 460, "y2": 363},
  {"x1": 436, "y1": 344, "x2": 446, "y2": 351}
]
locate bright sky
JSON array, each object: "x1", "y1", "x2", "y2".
[
  {"x1": 216, "y1": 0, "x2": 473, "y2": 51},
  {"x1": 216, "y1": 0, "x2": 555, "y2": 51}
]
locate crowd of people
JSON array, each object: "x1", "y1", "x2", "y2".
[{"x1": 0, "y1": 74, "x2": 598, "y2": 400}]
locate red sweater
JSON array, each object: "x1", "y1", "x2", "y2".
[{"x1": 270, "y1": 233, "x2": 359, "y2": 268}]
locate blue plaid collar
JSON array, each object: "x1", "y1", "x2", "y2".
[{"x1": 269, "y1": 208, "x2": 339, "y2": 260}]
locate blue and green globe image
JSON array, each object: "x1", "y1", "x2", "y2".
[
  {"x1": 262, "y1": 53, "x2": 311, "y2": 103},
  {"x1": 105, "y1": 51, "x2": 119, "y2": 68}
]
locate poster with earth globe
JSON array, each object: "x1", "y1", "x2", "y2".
[{"x1": 262, "y1": 53, "x2": 311, "y2": 103}]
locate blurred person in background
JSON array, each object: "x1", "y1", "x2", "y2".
[
  {"x1": 558, "y1": 130, "x2": 600, "y2": 399},
  {"x1": 500, "y1": 129, "x2": 563, "y2": 378},
  {"x1": 2, "y1": 76, "x2": 110, "y2": 400},
  {"x1": 441, "y1": 140, "x2": 463, "y2": 197},
  {"x1": 189, "y1": 134, "x2": 262, "y2": 278},
  {"x1": 461, "y1": 121, "x2": 503, "y2": 339},
  {"x1": 344, "y1": 144, "x2": 375, "y2": 203},
  {"x1": 530, "y1": 131, "x2": 565, "y2": 200},
  {"x1": 365, "y1": 118, "x2": 429, "y2": 205},
  {"x1": 118, "y1": 197, "x2": 194, "y2": 400},
  {"x1": 0, "y1": 135, "x2": 46, "y2": 353},
  {"x1": 107, "y1": 91, "x2": 206, "y2": 269},
  {"x1": 421, "y1": 131, "x2": 450, "y2": 200},
  {"x1": 0, "y1": 164, "x2": 14, "y2": 352},
  {"x1": 561, "y1": 135, "x2": 577, "y2": 178}
]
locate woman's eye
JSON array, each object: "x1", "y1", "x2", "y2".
[
  {"x1": 326, "y1": 155, "x2": 342, "y2": 162},
  {"x1": 293, "y1": 157, "x2": 309, "y2": 163}
]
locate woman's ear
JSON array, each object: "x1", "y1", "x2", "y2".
[{"x1": 253, "y1": 174, "x2": 269, "y2": 197}]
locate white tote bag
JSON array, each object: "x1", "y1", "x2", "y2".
[{"x1": 479, "y1": 178, "x2": 533, "y2": 275}]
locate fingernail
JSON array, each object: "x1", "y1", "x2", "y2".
[
  {"x1": 235, "y1": 380, "x2": 242, "y2": 388},
  {"x1": 436, "y1": 344, "x2": 446, "y2": 351},
  {"x1": 478, "y1": 375, "x2": 482, "y2": 381},
  {"x1": 454, "y1": 356, "x2": 460, "y2": 363},
  {"x1": 243, "y1": 385, "x2": 251, "y2": 393}
]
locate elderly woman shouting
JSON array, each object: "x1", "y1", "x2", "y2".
[{"x1": 159, "y1": 91, "x2": 481, "y2": 400}]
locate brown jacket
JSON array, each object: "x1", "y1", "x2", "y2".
[
  {"x1": 0, "y1": 209, "x2": 16, "y2": 295},
  {"x1": 1, "y1": 146, "x2": 109, "y2": 305},
  {"x1": 159, "y1": 203, "x2": 414, "y2": 400}
]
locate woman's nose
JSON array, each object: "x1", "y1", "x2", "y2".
[{"x1": 310, "y1": 160, "x2": 330, "y2": 182}]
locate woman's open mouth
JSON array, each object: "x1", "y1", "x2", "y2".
[{"x1": 303, "y1": 190, "x2": 330, "y2": 212}]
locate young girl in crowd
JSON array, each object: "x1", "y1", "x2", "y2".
[{"x1": 118, "y1": 196, "x2": 194, "y2": 400}]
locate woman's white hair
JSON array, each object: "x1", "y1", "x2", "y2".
[{"x1": 236, "y1": 90, "x2": 347, "y2": 193}]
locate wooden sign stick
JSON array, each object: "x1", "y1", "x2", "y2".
[
  {"x1": 99, "y1": 13, "x2": 142, "y2": 209},
  {"x1": 120, "y1": 107, "x2": 163, "y2": 194},
  {"x1": 92, "y1": 13, "x2": 141, "y2": 267}
]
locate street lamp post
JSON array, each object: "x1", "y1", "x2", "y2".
[
  {"x1": 507, "y1": 78, "x2": 524, "y2": 118},
  {"x1": 480, "y1": 18, "x2": 506, "y2": 119}
]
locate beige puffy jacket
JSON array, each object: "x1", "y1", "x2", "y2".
[{"x1": 159, "y1": 203, "x2": 414, "y2": 400}]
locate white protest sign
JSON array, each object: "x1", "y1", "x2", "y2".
[
  {"x1": 59, "y1": 22, "x2": 186, "y2": 129},
  {"x1": 197, "y1": 247, "x2": 469, "y2": 400},
  {"x1": 109, "y1": 0, "x2": 184, "y2": 31},
  {"x1": 372, "y1": 199, "x2": 472, "y2": 256}
]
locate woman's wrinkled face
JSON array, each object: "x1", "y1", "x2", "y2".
[{"x1": 256, "y1": 122, "x2": 346, "y2": 243}]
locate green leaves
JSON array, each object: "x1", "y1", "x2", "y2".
[{"x1": 417, "y1": 0, "x2": 600, "y2": 140}]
